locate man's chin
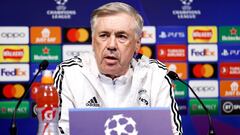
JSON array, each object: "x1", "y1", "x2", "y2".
[{"x1": 100, "y1": 67, "x2": 121, "y2": 77}]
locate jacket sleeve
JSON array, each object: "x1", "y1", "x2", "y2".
[
  {"x1": 150, "y1": 63, "x2": 183, "y2": 135},
  {"x1": 53, "y1": 64, "x2": 74, "y2": 135}
]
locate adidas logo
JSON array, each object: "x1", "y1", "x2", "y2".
[{"x1": 86, "y1": 97, "x2": 100, "y2": 107}]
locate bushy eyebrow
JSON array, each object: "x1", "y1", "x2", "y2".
[{"x1": 115, "y1": 31, "x2": 128, "y2": 35}]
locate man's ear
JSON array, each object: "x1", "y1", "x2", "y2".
[{"x1": 135, "y1": 36, "x2": 141, "y2": 53}]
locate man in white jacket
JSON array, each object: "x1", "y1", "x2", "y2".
[{"x1": 53, "y1": 2, "x2": 183, "y2": 135}]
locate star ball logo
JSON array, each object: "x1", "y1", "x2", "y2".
[
  {"x1": 172, "y1": 0, "x2": 201, "y2": 19},
  {"x1": 46, "y1": 0, "x2": 77, "y2": 19},
  {"x1": 189, "y1": 63, "x2": 217, "y2": 79}
]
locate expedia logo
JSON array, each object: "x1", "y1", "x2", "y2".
[{"x1": 221, "y1": 100, "x2": 240, "y2": 115}]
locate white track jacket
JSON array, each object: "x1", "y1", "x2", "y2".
[{"x1": 53, "y1": 53, "x2": 183, "y2": 135}]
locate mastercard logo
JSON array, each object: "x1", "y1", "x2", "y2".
[
  {"x1": 2, "y1": 84, "x2": 25, "y2": 99},
  {"x1": 192, "y1": 64, "x2": 214, "y2": 78},
  {"x1": 66, "y1": 28, "x2": 89, "y2": 42},
  {"x1": 139, "y1": 46, "x2": 152, "y2": 58}
]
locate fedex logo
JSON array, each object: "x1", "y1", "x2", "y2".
[
  {"x1": 0, "y1": 68, "x2": 26, "y2": 76},
  {"x1": 191, "y1": 48, "x2": 215, "y2": 56},
  {"x1": 0, "y1": 64, "x2": 29, "y2": 82},
  {"x1": 157, "y1": 26, "x2": 186, "y2": 43},
  {"x1": 188, "y1": 44, "x2": 218, "y2": 61},
  {"x1": 141, "y1": 26, "x2": 156, "y2": 44}
]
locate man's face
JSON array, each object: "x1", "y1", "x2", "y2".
[{"x1": 92, "y1": 13, "x2": 141, "y2": 78}]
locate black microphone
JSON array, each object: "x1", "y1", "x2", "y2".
[
  {"x1": 10, "y1": 60, "x2": 49, "y2": 135},
  {"x1": 167, "y1": 71, "x2": 216, "y2": 135}
]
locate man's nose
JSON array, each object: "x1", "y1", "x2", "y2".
[{"x1": 107, "y1": 35, "x2": 117, "y2": 51}]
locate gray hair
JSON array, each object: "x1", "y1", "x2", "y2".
[{"x1": 90, "y1": 2, "x2": 144, "y2": 38}]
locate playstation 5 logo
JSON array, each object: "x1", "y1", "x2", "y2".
[
  {"x1": 159, "y1": 31, "x2": 167, "y2": 39},
  {"x1": 221, "y1": 49, "x2": 229, "y2": 56}
]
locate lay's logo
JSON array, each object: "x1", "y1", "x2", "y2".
[
  {"x1": 188, "y1": 26, "x2": 217, "y2": 43},
  {"x1": 0, "y1": 45, "x2": 29, "y2": 62},
  {"x1": 3, "y1": 49, "x2": 23, "y2": 59},
  {"x1": 192, "y1": 29, "x2": 212, "y2": 40}
]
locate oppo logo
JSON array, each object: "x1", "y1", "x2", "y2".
[{"x1": 1, "y1": 32, "x2": 25, "y2": 38}]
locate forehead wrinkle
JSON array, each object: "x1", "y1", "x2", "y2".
[{"x1": 94, "y1": 13, "x2": 135, "y2": 33}]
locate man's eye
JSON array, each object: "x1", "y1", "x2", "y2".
[
  {"x1": 117, "y1": 35, "x2": 128, "y2": 42},
  {"x1": 119, "y1": 35, "x2": 127, "y2": 39},
  {"x1": 99, "y1": 34, "x2": 107, "y2": 38}
]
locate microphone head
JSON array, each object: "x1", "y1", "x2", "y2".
[
  {"x1": 167, "y1": 71, "x2": 179, "y2": 80},
  {"x1": 39, "y1": 60, "x2": 49, "y2": 71}
]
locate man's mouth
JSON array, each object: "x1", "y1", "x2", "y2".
[{"x1": 104, "y1": 56, "x2": 118, "y2": 64}]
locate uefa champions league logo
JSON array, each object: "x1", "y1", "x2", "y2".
[
  {"x1": 54, "y1": 0, "x2": 68, "y2": 10},
  {"x1": 46, "y1": 0, "x2": 76, "y2": 19},
  {"x1": 180, "y1": 0, "x2": 193, "y2": 6},
  {"x1": 104, "y1": 114, "x2": 138, "y2": 135},
  {"x1": 172, "y1": 0, "x2": 201, "y2": 19},
  {"x1": 54, "y1": 0, "x2": 68, "y2": 6}
]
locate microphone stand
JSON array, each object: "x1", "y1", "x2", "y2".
[
  {"x1": 10, "y1": 60, "x2": 48, "y2": 135},
  {"x1": 167, "y1": 71, "x2": 216, "y2": 135}
]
